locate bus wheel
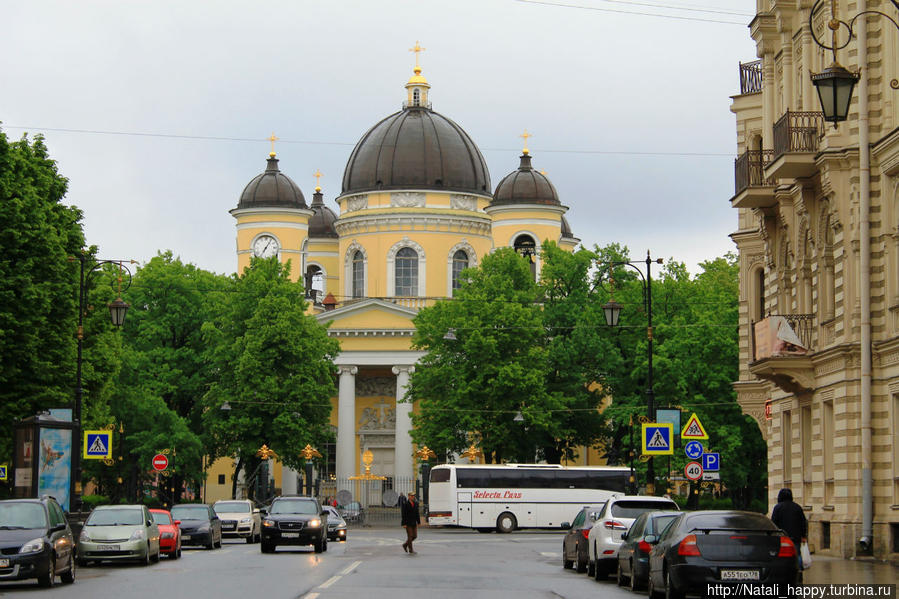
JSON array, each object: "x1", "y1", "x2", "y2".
[{"x1": 496, "y1": 512, "x2": 517, "y2": 533}]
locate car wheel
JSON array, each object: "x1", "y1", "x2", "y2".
[
  {"x1": 594, "y1": 559, "x2": 608, "y2": 581},
  {"x1": 60, "y1": 554, "x2": 75, "y2": 584},
  {"x1": 37, "y1": 555, "x2": 55, "y2": 588},
  {"x1": 665, "y1": 569, "x2": 685, "y2": 599},
  {"x1": 77, "y1": 557, "x2": 89, "y2": 568},
  {"x1": 142, "y1": 544, "x2": 151, "y2": 566},
  {"x1": 576, "y1": 551, "x2": 587, "y2": 574},
  {"x1": 496, "y1": 512, "x2": 517, "y2": 534},
  {"x1": 261, "y1": 541, "x2": 274, "y2": 553},
  {"x1": 173, "y1": 542, "x2": 182, "y2": 560},
  {"x1": 314, "y1": 538, "x2": 324, "y2": 553},
  {"x1": 214, "y1": 531, "x2": 222, "y2": 549},
  {"x1": 323, "y1": 538, "x2": 328, "y2": 552},
  {"x1": 648, "y1": 571, "x2": 659, "y2": 598},
  {"x1": 562, "y1": 545, "x2": 574, "y2": 570},
  {"x1": 617, "y1": 560, "x2": 627, "y2": 586},
  {"x1": 587, "y1": 556, "x2": 595, "y2": 577},
  {"x1": 205, "y1": 536, "x2": 214, "y2": 550},
  {"x1": 247, "y1": 533, "x2": 254, "y2": 544},
  {"x1": 629, "y1": 560, "x2": 643, "y2": 592}
]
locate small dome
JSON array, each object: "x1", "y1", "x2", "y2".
[
  {"x1": 237, "y1": 156, "x2": 307, "y2": 210},
  {"x1": 492, "y1": 153, "x2": 560, "y2": 206},
  {"x1": 308, "y1": 189, "x2": 338, "y2": 238},
  {"x1": 561, "y1": 215, "x2": 574, "y2": 238}
]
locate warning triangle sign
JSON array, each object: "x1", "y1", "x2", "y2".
[
  {"x1": 647, "y1": 429, "x2": 669, "y2": 449},
  {"x1": 681, "y1": 413, "x2": 709, "y2": 439},
  {"x1": 88, "y1": 436, "x2": 108, "y2": 454}
]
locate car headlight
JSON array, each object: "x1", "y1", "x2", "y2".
[
  {"x1": 308, "y1": 518, "x2": 321, "y2": 528},
  {"x1": 263, "y1": 519, "x2": 275, "y2": 528},
  {"x1": 79, "y1": 530, "x2": 91, "y2": 543},
  {"x1": 19, "y1": 538, "x2": 44, "y2": 554},
  {"x1": 129, "y1": 529, "x2": 146, "y2": 541},
  {"x1": 161, "y1": 532, "x2": 174, "y2": 539},
  {"x1": 240, "y1": 517, "x2": 252, "y2": 524}
]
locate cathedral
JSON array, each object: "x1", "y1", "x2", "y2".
[{"x1": 206, "y1": 49, "x2": 585, "y2": 500}]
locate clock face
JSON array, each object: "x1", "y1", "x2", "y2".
[{"x1": 253, "y1": 235, "x2": 279, "y2": 258}]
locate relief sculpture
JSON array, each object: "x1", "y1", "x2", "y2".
[{"x1": 358, "y1": 399, "x2": 395, "y2": 431}]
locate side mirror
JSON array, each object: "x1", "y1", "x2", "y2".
[
  {"x1": 589, "y1": 512, "x2": 599, "y2": 522},
  {"x1": 50, "y1": 523, "x2": 67, "y2": 533},
  {"x1": 321, "y1": 511, "x2": 329, "y2": 517},
  {"x1": 561, "y1": 522, "x2": 571, "y2": 530},
  {"x1": 174, "y1": 520, "x2": 182, "y2": 527},
  {"x1": 146, "y1": 520, "x2": 153, "y2": 527},
  {"x1": 253, "y1": 509, "x2": 260, "y2": 514},
  {"x1": 645, "y1": 534, "x2": 658, "y2": 544},
  {"x1": 620, "y1": 531, "x2": 628, "y2": 541}
]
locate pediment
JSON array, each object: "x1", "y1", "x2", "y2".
[{"x1": 316, "y1": 298, "x2": 418, "y2": 331}]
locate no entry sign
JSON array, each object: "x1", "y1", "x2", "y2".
[{"x1": 152, "y1": 453, "x2": 169, "y2": 471}]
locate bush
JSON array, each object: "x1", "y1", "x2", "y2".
[{"x1": 81, "y1": 494, "x2": 109, "y2": 509}]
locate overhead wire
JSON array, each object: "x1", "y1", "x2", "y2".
[{"x1": 511, "y1": 0, "x2": 748, "y2": 25}]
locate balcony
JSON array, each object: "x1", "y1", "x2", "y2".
[
  {"x1": 739, "y1": 60, "x2": 763, "y2": 94},
  {"x1": 749, "y1": 314, "x2": 816, "y2": 394},
  {"x1": 731, "y1": 149, "x2": 776, "y2": 208},
  {"x1": 765, "y1": 111, "x2": 825, "y2": 180}
]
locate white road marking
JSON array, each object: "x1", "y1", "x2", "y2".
[
  {"x1": 319, "y1": 576, "x2": 341, "y2": 589},
  {"x1": 340, "y1": 560, "x2": 362, "y2": 576},
  {"x1": 303, "y1": 594, "x2": 319, "y2": 599}
]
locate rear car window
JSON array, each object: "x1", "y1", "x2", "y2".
[
  {"x1": 610, "y1": 500, "x2": 679, "y2": 518},
  {"x1": 171, "y1": 505, "x2": 211, "y2": 520},
  {"x1": 685, "y1": 512, "x2": 777, "y2": 531},
  {"x1": 151, "y1": 512, "x2": 172, "y2": 525}
]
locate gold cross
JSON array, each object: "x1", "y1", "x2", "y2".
[
  {"x1": 268, "y1": 132, "x2": 278, "y2": 157},
  {"x1": 313, "y1": 169, "x2": 323, "y2": 191},
  {"x1": 520, "y1": 129, "x2": 532, "y2": 154},
  {"x1": 409, "y1": 40, "x2": 426, "y2": 67}
]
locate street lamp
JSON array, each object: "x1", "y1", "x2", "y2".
[
  {"x1": 299, "y1": 444, "x2": 322, "y2": 496},
  {"x1": 71, "y1": 252, "x2": 133, "y2": 505},
  {"x1": 601, "y1": 251, "x2": 663, "y2": 495}
]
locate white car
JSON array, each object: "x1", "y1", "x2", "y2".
[
  {"x1": 212, "y1": 500, "x2": 262, "y2": 543},
  {"x1": 586, "y1": 495, "x2": 678, "y2": 580}
]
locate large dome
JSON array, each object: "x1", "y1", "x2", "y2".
[
  {"x1": 341, "y1": 107, "x2": 491, "y2": 196},
  {"x1": 491, "y1": 153, "x2": 560, "y2": 206},
  {"x1": 237, "y1": 156, "x2": 307, "y2": 210}
]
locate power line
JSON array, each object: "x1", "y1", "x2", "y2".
[{"x1": 512, "y1": 0, "x2": 748, "y2": 25}]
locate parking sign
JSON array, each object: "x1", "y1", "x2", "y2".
[{"x1": 702, "y1": 452, "x2": 720, "y2": 472}]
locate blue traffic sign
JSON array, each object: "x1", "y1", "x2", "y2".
[
  {"x1": 0, "y1": 465, "x2": 7, "y2": 481},
  {"x1": 684, "y1": 440, "x2": 704, "y2": 460},
  {"x1": 641, "y1": 423, "x2": 673, "y2": 455},
  {"x1": 83, "y1": 430, "x2": 112, "y2": 459},
  {"x1": 702, "y1": 452, "x2": 720, "y2": 472}
]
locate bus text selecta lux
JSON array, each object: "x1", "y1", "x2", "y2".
[{"x1": 427, "y1": 464, "x2": 630, "y2": 533}]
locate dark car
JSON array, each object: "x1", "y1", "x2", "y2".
[
  {"x1": 647, "y1": 510, "x2": 800, "y2": 599},
  {"x1": 261, "y1": 496, "x2": 328, "y2": 553},
  {"x1": 0, "y1": 496, "x2": 76, "y2": 587},
  {"x1": 615, "y1": 510, "x2": 680, "y2": 591},
  {"x1": 561, "y1": 504, "x2": 604, "y2": 574},
  {"x1": 170, "y1": 504, "x2": 222, "y2": 550}
]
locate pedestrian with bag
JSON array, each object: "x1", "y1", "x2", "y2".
[
  {"x1": 771, "y1": 488, "x2": 809, "y2": 572},
  {"x1": 401, "y1": 492, "x2": 420, "y2": 554}
]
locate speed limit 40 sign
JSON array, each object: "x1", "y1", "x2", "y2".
[{"x1": 685, "y1": 461, "x2": 703, "y2": 481}]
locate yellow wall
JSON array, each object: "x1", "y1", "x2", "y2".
[{"x1": 233, "y1": 209, "x2": 311, "y2": 282}]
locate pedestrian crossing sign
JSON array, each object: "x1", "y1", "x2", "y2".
[
  {"x1": 83, "y1": 430, "x2": 112, "y2": 460},
  {"x1": 641, "y1": 423, "x2": 674, "y2": 456},
  {"x1": 681, "y1": 413, "x2": 709, "y2": 440},
  {"x1": 0, "y1": 465, "x2": 6, "y2": 481}
]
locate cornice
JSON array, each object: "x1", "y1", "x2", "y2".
[
  {"x1": 336, "y1": 190, "x2": 493, "y2": 204},
  {"x1": 335, "y1": 212, "x2": 493, "y2": 237},
  {"x1": 327, "y1": 329, "x2": 415, "y2": 337},
  {"x1": 484, "y1": 203, "x2": 569, "y2": 217},
  {"x1": 872, "y1": 127, "x2": 899, "y2": 176},
  {"x1": 229, "y1": 206, "x2": 314, "y2": 219}
]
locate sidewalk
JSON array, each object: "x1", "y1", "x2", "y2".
[{"x1": 803, "y1": 555, "x2": 898, "y2": 585}]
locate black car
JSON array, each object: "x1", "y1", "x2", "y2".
[
  {"x1": 616, "y1": 510, "x2": 680, "y2": 591},
  {"x1": 0, "y1": 496, "x2": 76, "y2": 587},
  {"x1": 561, "y1": 504, "x2": 603, "y2": 574},
  {"x1": 170, "y1": 504, "x2": 222, "y2": 550},
  {"x1": 647, "y1": 510, "x2": 800, "y2": 599},
  {"x1": 261, "y1": 496, "x2": 328, "y2": 553}
]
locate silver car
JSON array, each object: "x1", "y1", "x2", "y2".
[
  {"x1": 77, "y1": 505, "x2": 161, "y2": 566},
  {"x1": 213, "y1": 500, "x2": 261, "y2": 543}
]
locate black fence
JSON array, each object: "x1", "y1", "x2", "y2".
[{"x1": 315, "y1": 476, "x2": 423, "y2": 526}]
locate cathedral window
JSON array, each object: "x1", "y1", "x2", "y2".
[
  {"x1": 395, "y1": 247, "x2": 418, "y2": 296},
  {"x1": 514, "y1": 235, "x2": 538, "y2": 279},
  {"x1": 305, "y1": 265, "x2": 325, "y2": 303},
  {"x1": 413, "y1": 88, "x2": 421, "y2": 106},
  {"x1": 352, "y1": 250, "x2": 365, "y2": 298},
  {"x1": 452, "y1": 250, "x2": 469, "y2": 294}
]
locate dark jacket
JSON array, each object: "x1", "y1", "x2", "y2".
[
  {"x1": 771, "y1": 488, "x2": 807, "y2": 545},
  {"x1": 401, "y1": 498, "x2": 420, "y2": 527}
]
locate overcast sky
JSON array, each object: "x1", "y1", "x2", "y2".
[{"x1": 3, "y1": 0, "x2": 757, "y2": 277}]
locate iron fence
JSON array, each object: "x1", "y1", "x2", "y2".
[
  {"x1": 734, "y1": 149, "x2": 775, "y2": 195},
  {"x1": 315, "y1": 476, "x2": 423, "y2": 526},
  {"x1": 740, "y1": 60, "x2": 763, "y2": 94},
  {"x1": 773, "y1": 111, "x2": 824, "y2": 160}
]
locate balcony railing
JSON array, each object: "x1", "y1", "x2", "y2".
[
  {"x1": 751, "y1": 314, "x2": 815, "y2": 361},
  {"x1": 734, "y1": 149, "x2": 775, "y2": 195},
  {"x1": 739, "y1": 60, "x2": 763, "y2": 94},
  {"x1": 773, "y1": 111, "x2": 824, "y2": 160}
]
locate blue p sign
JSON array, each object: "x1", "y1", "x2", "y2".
[{"x1": 702, "y1": 452, "x2": 720, "y2": 472}]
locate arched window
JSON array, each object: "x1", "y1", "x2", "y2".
[
  {"x1": 754, "y1": 267, "x2": 766, "y2": 321},
  {"x1": 452, "y1": 250, "x2": 469, "y2": 293},
  {"x1": 514, "y1": 235, "x2": 538, "y2": 278},
  {"x1": 413, "y1": 88, "x2": 421, "y2": 106},
  {"x1": 352, "y1": 250, "x2": 365, "y2": 298},
  {"x1": 395, "y1": 247, "x2": 418, "y2": 296},
  {"x1": 304, "y1": 265, "x2": 325, "y2": 302}
]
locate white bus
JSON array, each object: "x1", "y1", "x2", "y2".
[{"x1": 427, "y1": 464, "x2": 630, "y2": 533}]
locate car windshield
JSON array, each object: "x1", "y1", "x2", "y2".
[
  {"x1": 270, "y1": 500, "x2": 318, "y2": 515},
  {"x1": 171, "y1": 505, "x2": 210, "y2": 520},
  {"x1": 86, "y1": 508, "x2": 144, "y2": 526},
  {"x1": 214, "y1": 501, "x2": 250, "y2": 514},
  {"x1": 0, "y1": 503, "x2": 47, "y2": 529},
  {"x1": 610, "y1": 500, "x2": 678, "y2": 518},
  {"x1": 151, "y1": 512, "x2": 172, "y2": 525}
]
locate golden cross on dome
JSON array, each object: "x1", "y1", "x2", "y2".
[
  {"x1": 540, "y1": 170, "x2": 548, "y2": 176},
  {"x1": 409, "y1": 40, "x2": 426, "y2": 68},
  {"x1": 520, "y1": 129, "x2": 532, "y2": 155},
  {"x1": 313, "y1": 169, "x2": 323, "y2": 192},
  {"x1": 268, "y1": 132, "x2": 278, "y2": 157}
]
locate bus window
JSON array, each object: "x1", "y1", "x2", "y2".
[{"x1": 430, "y1": 468, "x2": 450, "y2": 483}]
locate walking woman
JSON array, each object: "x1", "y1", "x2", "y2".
[{"x1": 401, "y1": 492, "x2": 420, "y2": 553}]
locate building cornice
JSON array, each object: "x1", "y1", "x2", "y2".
[
  {"x1": 484, "y1": 203, "x2": 569, "y2": 217},
  {"x1": 335, "y1": 212, "x2": 492, "y2": 237},
  {"x1": 229, "y1": 206, "x2": 314, "y2": 219}
]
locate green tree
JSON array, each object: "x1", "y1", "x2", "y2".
[{"x1": 201, "y1": 257, "x2": 339, "y2": 500}]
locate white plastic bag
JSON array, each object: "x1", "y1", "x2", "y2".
[{"x1": 800, "y1": 541, "x2": 812, "y2": 569}]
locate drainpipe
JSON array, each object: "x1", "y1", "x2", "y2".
[{"x1": 857, "y1": 0, "x2": 873, "y2": 556}]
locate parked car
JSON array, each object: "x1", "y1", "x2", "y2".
[
  {"x1": 615, "y1": 510, "x2": 680, "y2": 591},
  {"x1": 338, "y1": 501, "x2": 364, "y2": 523},
  {"x1": 170, "y1": 504, "x2": 222, "y2": 550},
  {"x1": 587, "y1": 495, "x2": 679, "y2": 581},
  {"x1": 213, "y1": 500, "x2": 261, "y2": 543},
  {"x1": 261, "y1": 496, "x2": 328, "y2": 553},
  {"x1": 149, "y1": 509, "x2": 181, "y2": 559},
  {"x1": 0, "y1": 496, "x2": 76, "y2": 587},
  {"x1": 323, "y1": 506, "x2": 347, "y2": 541},
  {"x1": 77, "y1": 504, "x2": 160, "y2": 566},
  {"x1": 561, "y1": 504, "x2": 605, "y2": 574},
  {"x1": 647, "y1": 510, "x2": 800, "y2": 599}
]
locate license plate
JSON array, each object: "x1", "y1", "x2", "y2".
[
  {"x1": 0, "y1": 559, "x2": 8, "y2": 567},
  {"x1": 181, "y1": 535, "x2": 191, "y2": 540},
  {"x1": 97, "y1": 544, "x2": 120, "y2": 551},
  {"x1": 282, "y1": 532, "x2": 300, "y2": 538},
  {"x1": 721, "y1": 570, "x2": 760, "y2": 580}
]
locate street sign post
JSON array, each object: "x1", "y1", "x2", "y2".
[
  {"x1": 681, "y1": 413, "x2": 709, "y2": 440},
  {"x1": 684, "y1": 440, "x2": 704, "y2": 460},
  {"x1": 152, "y1": 454, "x2": 169, "y2": 472},
  {"x1": 702, "y1": 452, "x2": 720, "y2": 472},
  {"x1": 83, "y1": 430, "x2": 113, "y2": 460},
  {"x1": 641, "y1": 423, "x2": 674, "y2": 456},
  {"x1": 684, "y1": 461, "x2": 703, "y2": 481}
]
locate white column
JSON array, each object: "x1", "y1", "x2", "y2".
[
  {"x1": 336, "y1": 366, "x2": 358, "y2": 481},
  {"x1": 392, "y1": 365, "x2": 415, "y2": 480}
]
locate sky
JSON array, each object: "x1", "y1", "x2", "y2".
[{"x1": 2, "y1": 0, "x2": 758, "y2": 277}]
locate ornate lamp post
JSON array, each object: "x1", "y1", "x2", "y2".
[
  {"x1": 414, "y1": 446, "x2": 437, "y2": 506},
  {"x1": 299, "y1": 444, "x2": 322, "y2": 496},
  {"x1": 601, "y1": 251, "x2": 663, "y2": 494}
]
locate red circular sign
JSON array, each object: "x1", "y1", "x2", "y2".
[
  {"x1": 684, "y1": 461, "x2": 703, "y2": 481},
  {"x1": 152, "y1": 454, "x2": 169, "y2": 471}
]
